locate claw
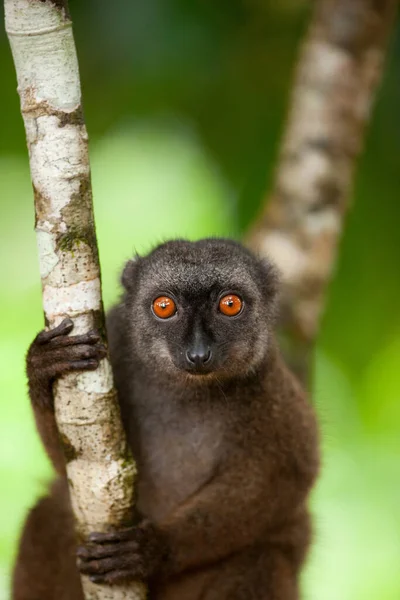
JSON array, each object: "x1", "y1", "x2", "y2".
[
  {"x1": 77, "y1": 521, "x2": 165, "y2": 584},
  {"x1": 37, "y1": 318, "x2": 74, "y2": 344},
  {"x1": 47, "y1": 331, "x2": 104, "y2": 349},
  {"x1": 88, "y1": 571, "x2": 133, "y2": 584},
  {"x1": 69, "y1": 359, "x2": 100, "y2": 371},
  {"x1": 88, "y1": 528, "x2": 134, "y2": 544}
]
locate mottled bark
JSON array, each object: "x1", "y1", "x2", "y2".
[
  {"x1": 5, "y1": 1, "x2": 145, "y2": 598},
  {"x1": 247, "y1": 0, "x2": 398, "y2": 386}
]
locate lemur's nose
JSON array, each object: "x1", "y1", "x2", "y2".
[{"x1": 186, "y1": 347, "x2": 212, "y2": 368}]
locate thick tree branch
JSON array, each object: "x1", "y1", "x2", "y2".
[
  {"x1": 247, "y1": 0, "x2": 398, "y2": 387},
  {"x1": 5, "y1": 1, "x2": 145, "y2": 598}
]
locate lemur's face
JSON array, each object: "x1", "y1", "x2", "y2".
[{"x1": 122, "y1": 239, "x2": 278, "y2": 382}]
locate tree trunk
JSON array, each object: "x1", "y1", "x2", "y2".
[
  {"x1": 247, "y1": 0, "x2": 398, "y2": 387},
  {"x1": 4, "y1": 1, "x2": 145, "y2": 598}
]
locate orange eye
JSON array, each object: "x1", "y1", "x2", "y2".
[
  {"x1": 218, "y1": 294, "x2": 243, "y2": 317},
  {"x1": 152, "y1": 296, "x2": 177, "y2": 319}
]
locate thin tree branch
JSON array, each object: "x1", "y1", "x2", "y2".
[
  {"x1": 247, "y1": 0, "x2": 398, "y2": 387},
  {"x1": 5, "y1": 1, "x2": 145, "y2": 598}
]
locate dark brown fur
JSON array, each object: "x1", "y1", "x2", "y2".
[{"x1": 12, "y1": 239, "x2": 319, "y2": 600}]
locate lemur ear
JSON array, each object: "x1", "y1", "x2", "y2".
[
  {"x1": 121, "y1": 256, "x2": 141, "y2": 292},
  {"x1": 259, "y1": 257, "x2": 280, "y2": 302}
]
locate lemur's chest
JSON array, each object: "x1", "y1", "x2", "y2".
[{"x1": 132, "y1": 401, "x2": 224, "y2": 523}]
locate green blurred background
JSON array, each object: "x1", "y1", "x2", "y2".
[{"x1": 0, "y1": 1, "x2": 399, "y2": 598}]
